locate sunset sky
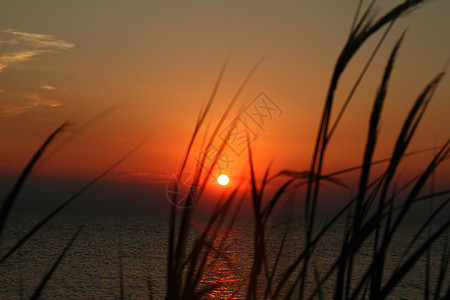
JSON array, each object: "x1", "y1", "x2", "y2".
[{"x1": 1, "y1": 1, "x2": 449, "y2": 209}]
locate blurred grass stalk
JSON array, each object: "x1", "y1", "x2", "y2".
[{"x1": 165, "y1": 1, "x2": 449, "y2": 299}]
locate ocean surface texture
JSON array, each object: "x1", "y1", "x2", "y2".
[{"x1": 0, "y1": 214, "x2": 447, "y2": 299}]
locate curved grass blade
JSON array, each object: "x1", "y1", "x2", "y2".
[
  {"x1": 0, "y1": 122, "x2": 69, "y2": 241},
  {"x1": 0, "y1": 136, "x2": 149, "y2": 265},
  {"x1": 380, "y1": 217, "x2": 450, "y2": 298},
  {"x1": 30, "y1": 224, "x2": 84, "y2": 300}
]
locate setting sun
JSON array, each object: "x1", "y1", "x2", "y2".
[{"x1": 217, "y1": 174, "x2": 230, "y2": 186}]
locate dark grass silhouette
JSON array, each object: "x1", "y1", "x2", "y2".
[
  {"x1": 1, "y1": 0, "x2": 449, "y2": 299},
  {"x1": 163, "y1": 1, "x2": 450, "y2": 299}
]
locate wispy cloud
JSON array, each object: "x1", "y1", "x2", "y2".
[
  {"x1": 0, "y1": 50, "x2": 49, "y2": 70},
  {"x1": 3, "y1": 29, "x2": 74, "y2": 49},
  {"x1": 1, "y1": 93, "x2": 63, "y2": 115},
  {"x1": 40, "y1": 84, "x2": 56, "y2": 90},
  {"x1": 25, "y1": 93, "x2": 62, "y2": 107},
  {"x1": 2, "y1": 103, "x2": 39, "y2": 115},
  {"x1": 0, "y1": 29, "x2": 74, "y2": 72}
]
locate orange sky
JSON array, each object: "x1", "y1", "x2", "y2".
[{"x1": 1, "y1": 0, "x2": 449, "y2": 190}]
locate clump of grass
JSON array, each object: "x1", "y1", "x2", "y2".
[{"x1": 163, "y1": 1, "x2": 450, "y2": 299}]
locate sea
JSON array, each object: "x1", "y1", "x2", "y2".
[{"x1": 0, "y1": 214, "x2": 447, "y2": 299}]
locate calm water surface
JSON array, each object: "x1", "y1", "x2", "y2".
[{"x1": 0, "y1": 214, "x2": 447, "y2": 299}]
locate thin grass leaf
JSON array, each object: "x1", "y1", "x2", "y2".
[
  {"x1": 192, "y1": 282, "x2": 223, "y2": 299},
  {"x1": 350, "y1": 198, "x2": 449, "y2": 299},
  {"x1": 42, "y1": 101, "x2": 126, "y2": 163},
  {"x1": 306, "y1": 0, "x2": 426, "y2": 237},
  {"x1": 303, "y1": 10, "x2": 427, "y2": 298},
  {"x1": 170, "y1": 54, "x2": 268, "y2": 298},
  {"x1": 312, "y1": 260, "x2": 324, "y2": 300},
  {"x1": 277, "y1": 170, "x2": 350, "y2": 190},
  {"x1": 433, "y1": 241, "x2": 449, "y2": 300},
  {"x1": 355, "y1": 32, "x2": 403, "y2": 223},
  {"x1": 0, "y1": 122, "x2": 69, "y2": 241},
  {"x1": 246, "y1": 141, "x2": 265, "y2": 300},
  {"x1": 376, "y1": 72, "x2": 444, "y2": 204},
  {"x1": 262, "y1": 179, "x2": 294, "y2": 223},
  {"x1": 326, "y1": 19, "x2": 396, "y2": 141},
  {"x1": 309, "y1": 213, "x2": 386, "y2": 298},
  {"x1": 380, "y1": 217, "x2": 450, "y2": 298},
  {"x1": 182, "y1": 188, "x2": 239, "y2": 298},
  {"x1": 0, "y1": 136, "x2": 149, "y2": 265},
  {"x1": 272, "y1": 191, "x2": 364, "y2": 297},
  {"x1": 167, "y1": 54, "x2": 230, "y2": 298},
  {"x1": 30, "y1": 224, "x2": 84, "y2": 300},
  {"x1": 349, "y1": 0, "x2": 364, "y2": 34},
  {"x1": 326, "y1": 147, "x2": 439, "y2": 178},
  {"x1": 349, "y1": 175, "x2": 446, "y2": 299},
  {"x1": 395, "y1": 198, "x2": 450, "y2": 270},
  {"x1": 371, "y1": 74, "x2": 446, "y2": 298},
  {"x1": 413, "y1": 189, "x2": 450, "y2": 203},
  {"x1": 264, "y1": 214, "x2": 291, "y2": 300},
  {"x1": 386, "y1": 140, "x2": 449, "y2": 241}
]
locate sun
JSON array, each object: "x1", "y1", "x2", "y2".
[{"x1": 217, "y1": 174, "x2": 230, "y2": 186}]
